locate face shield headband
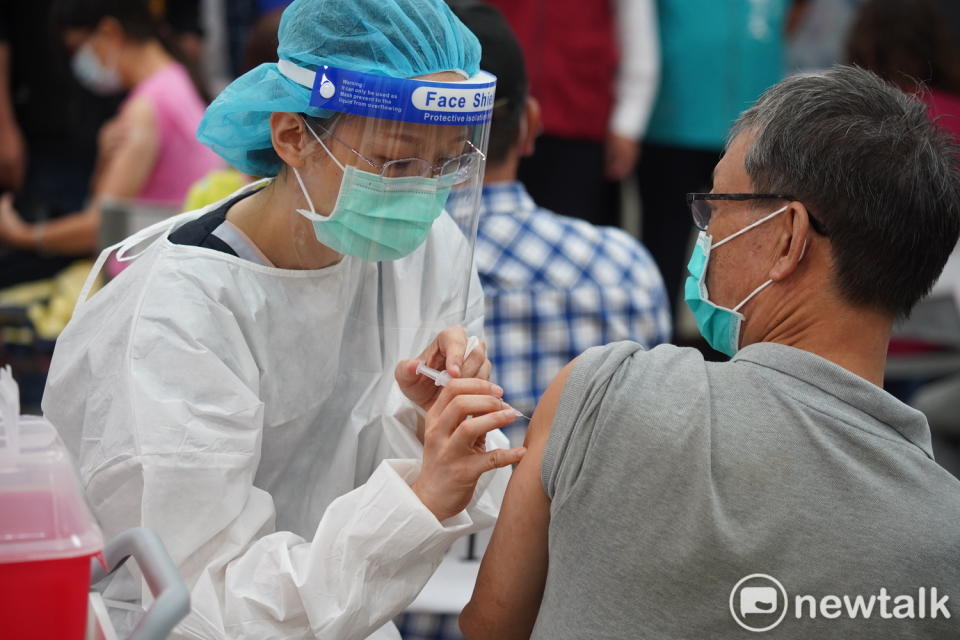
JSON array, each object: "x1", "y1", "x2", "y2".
[{"x1": 277, "y1": 59, "x2": 496, "y2": 127}]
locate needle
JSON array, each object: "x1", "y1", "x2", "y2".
[{"x1": 415, "y1": 361, "x2": 531, "y2": 421}]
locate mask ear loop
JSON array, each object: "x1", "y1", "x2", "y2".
[
  {"x1": 712, "y1": 204, "x2": 790, "y2": 249},
  {"x1": 291, "y1": 167, "x2": 317, "y2": 214},
  {"x1": 292, "y1": 117, "x2": 344, "y2": 218},
  {"x1": 731, "y1": 279, "x2": 774, "y2": 313},
  {"x1": 731, "y1": 233, "x2": 809, "y2": 314},
  {"x1": 301, "y1": 117, "x2": 345, "y2": 172}
]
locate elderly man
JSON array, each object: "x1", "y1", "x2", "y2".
[{"x1": 461, "y1": 66, "x2": 960, "y2": 639}]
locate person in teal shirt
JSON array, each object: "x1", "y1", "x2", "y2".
[{"x1": 637, "y1": 0, "x2": 803, "y2": 333}]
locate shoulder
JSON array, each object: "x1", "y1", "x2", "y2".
[
  {"x1": 562, "y1": 341, "x2": 700, "y2": 404},
  {"x1": 126, "y1": 65, "x2": 204, "y2": 125},
  {"x1": 539, "y1": 342, "x2": 707, "y2": 499},
  {"x1": 117, "y1": 93, "x2": 157, "y2": 130},
  {"x1": 129, "y1": 64, "x2": 192, "y2": 102},
  {"x1": 44, "y1": 241, "x2": 253, "y2": 439},
  {"x1": 73, "y1": 241, "x2": 242, "y2": 340},
  {"x1": 539, "y1": 341, "x2": 703, "y2": 448},
  {"x1": 475, "y1": 206, "x2": 612, "y2": 288}
]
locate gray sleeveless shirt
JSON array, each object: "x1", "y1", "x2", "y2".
[{"x1": 535, "y1": 341, "x2": 960, "y2": 639}]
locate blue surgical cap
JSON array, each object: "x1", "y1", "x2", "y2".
[{"x1": 197, "y1": 0, "x2": 482, "y2": 177}]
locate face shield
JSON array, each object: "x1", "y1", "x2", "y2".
[{"x1": 277, "y1": 59, "x2": 494, "y2": 344}]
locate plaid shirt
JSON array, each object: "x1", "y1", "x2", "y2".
[
  {"x1": 478, "y1": 181, "x2": 671, "y2": 443},
  {"x1": 395, "y1": 182, "x2": 670, "y2": 640}
]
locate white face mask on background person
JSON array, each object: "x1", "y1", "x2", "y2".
[{"x1": 72, "y1": 42, "x2": 124, "y2": 96}]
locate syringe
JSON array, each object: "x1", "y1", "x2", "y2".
[{"x1": 415, "y1": 361, "x2": 531, "y2": 421}]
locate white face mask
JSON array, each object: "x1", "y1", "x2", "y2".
[{"x1": 72, "y1": 42, "x2": 124, "y2": 95}]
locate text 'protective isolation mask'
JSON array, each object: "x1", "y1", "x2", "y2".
[
  {"x1": 293, "y1": 121, "x2": 453, "y2": 262},
  {"x1": 684, "y1": 205, "x2": 790, "y2": 357}
]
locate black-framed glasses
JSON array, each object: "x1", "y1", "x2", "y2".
[{"x1": 686, "y1": 193, "x2": 828, "y2": 236}]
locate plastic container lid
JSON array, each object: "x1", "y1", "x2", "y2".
[{"x1": 0, "y1": 416, "x2": 103, "y2": 563}]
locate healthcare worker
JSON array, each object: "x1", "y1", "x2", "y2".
[{"x1": 41, "y1": 0, "x2": 522, "y2": 638}]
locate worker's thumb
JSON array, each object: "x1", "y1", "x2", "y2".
[{"x1": 482, "y1": 446, "x2": 526, "y2": 473}]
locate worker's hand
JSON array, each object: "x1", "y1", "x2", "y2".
[
  {"x1": 412, "y1": 377, "x2": 526, "y2": 521},
  {"x1": 395, "y1": 325, "x2": 491, "y2": 412},
  {"x1": 0, "y1": 192, "x2": 31, "y2": 249},
  {"x1": 604, "y1": 133, "x2": 639, "y2": 181},
  {"x1": 0, "y1": 120, "x2": 26, "y2": 192}
]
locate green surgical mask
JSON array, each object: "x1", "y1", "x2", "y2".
[
  {"x1": 293, "y1": 126, "x2": 452, "y2": 262},
  {"x1": 683, "y1": 205, "x2": 790, "y2": 356}
]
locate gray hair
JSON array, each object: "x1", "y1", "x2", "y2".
[{"x1": 729, "y1": 65, "x2": 960, "y2": 317}]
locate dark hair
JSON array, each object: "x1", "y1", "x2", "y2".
[
  {"x1": 846, "y1": 0, "x2": 960, "y2": 94},
  {"x1": 242, "y1": 8, "x2": 284, "y2": 74},
  {"x1": 53, "y1": 0, "x2": 162, "y2": 42},
  {"x1": 730, "y1": 65, "x2": 960, "y2": 318},
  {"x1": 487, "y1": 95, "x2": 526, "y2": 166},
  {"x1": 444, "y1": 0, "x2": 527, "y2": 166}
]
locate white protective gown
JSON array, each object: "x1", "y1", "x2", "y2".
[{"x1": 42, "y1": 184, "x2": 510, "y2": 640}]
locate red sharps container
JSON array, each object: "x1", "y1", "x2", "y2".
[{"x1": 0, "y1": 415, "x2": 104, "y2": 639}]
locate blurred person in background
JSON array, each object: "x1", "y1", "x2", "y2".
[
  {"x1": 180, "y1": 5, "x2": 288, "y2": 210},
  {"x1": 0, "y1": 0, "x2": 221, "y2": 259},
  {"x1": 223, "y1": 0, "x2": 292, "y2": 79},
  {"x1": 637, "y1": 0, "x2": 806, "y2": 325},
  {"x1": 461, "y1": 0, "x2": 671, "y2": 440},
  {"x1": 485, "y1": 0, "x2": 659, "y2": 228},
  {"x1": 847, "y1": 0, "x2": 960, "y2": 141},
  {"x1": 0, "y1": 0, "x2": 122, "y2": 288},
  {"x1": 788, "y1": 0, "x2": 863, "y2": 72},
  {"x1": 847, "y1": 0, "x2": 960, "y2": 476},
  {"x1": 166, "y1": 0, "x2": 207, "y2": 75}
]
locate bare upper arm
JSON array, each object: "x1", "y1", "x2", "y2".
[
  {"x1": 460, "y1": 357, "x2": 578, "y2": 640},
  {"x1": 94, "y1": 96, "x2": 159, "y2": 200}
]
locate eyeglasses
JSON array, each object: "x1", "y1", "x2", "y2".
[
  {"x1": 314, "y1": 122, "x2": 485, "y2": 184},
  {"x1": 686, "y1": 193, "x2": 828, "y2": 236}
]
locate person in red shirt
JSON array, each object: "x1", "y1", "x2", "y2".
[{"x1": 485, "y1": 0, "x2": 659, "y2": 228}]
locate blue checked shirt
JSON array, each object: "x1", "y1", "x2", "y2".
[
  {"x1": 395, "y1": 182, "x2": 671, "y2": 640},
  {"x1": 477, "y1": 182, "x2": 670, "y2": 441},
  {"x1": 478, "y1": 181, "x2": 671, "y2": 443}
]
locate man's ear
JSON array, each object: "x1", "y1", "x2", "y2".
[
  {"x1": 270, "y1": 112, "x2": 312, "y2": 169},
  {"x1": 520, "y1": 96, "x2": 541, "y2": 157},
  {"x1": 769, "y1": 202, "x2": 812, "y2": 282}
]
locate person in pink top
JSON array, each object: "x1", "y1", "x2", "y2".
[
  {"x1": 0, "y1": 0, "x2": 221, "y2": 256},
  {"x1": 121, "y1": 63, "x2": 222, "y2": 205}
]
